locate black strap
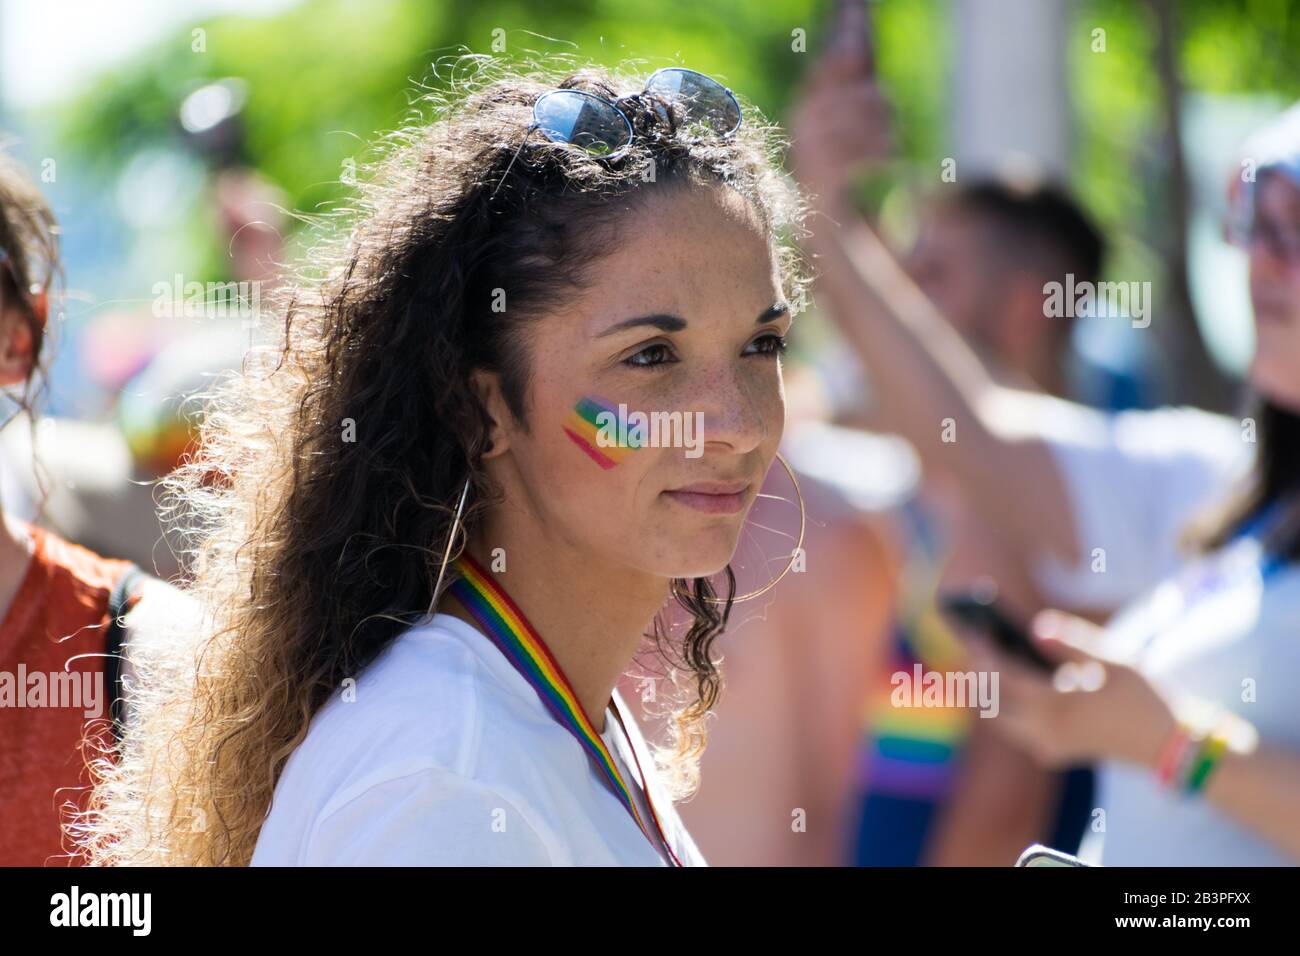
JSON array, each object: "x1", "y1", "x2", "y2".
[{"x1": 103, "y1": 564, "x2": 146, "y2": 744}]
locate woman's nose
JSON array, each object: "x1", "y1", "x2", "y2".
[{"x1": 694, "y1": 364, "x2": 774, "y2": 455}]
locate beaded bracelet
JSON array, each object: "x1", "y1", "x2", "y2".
[
  {"x1": 1154, "y1": 723, "x2": 1195, "y2": 788},
  {"x1": 1184, "y1": 731, "x2": 1230, "y2": 794},
  {"x1": 1154, "y1": 718, "x2": 1232, "y2": 795}
]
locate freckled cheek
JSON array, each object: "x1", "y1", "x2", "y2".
[
  {"x1": 529, "y1": 360, "x2": 626, "y2": 479},
  {"x1": 669, "y1": 358, "x2": 765, "y2": 405},
  {"x1": 738, "y1": 366, "x2": 786, "y2": 455},
  {"x1": 763, "y1": 363, "x2": 787, "y2": 425},
  {"x1": 542, "y1": 403, "x2": 662, "y2": 507},
  {"x1": 685, "y1": 363, "x2": 786, "y2": 444}
]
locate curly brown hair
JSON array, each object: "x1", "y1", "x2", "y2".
[{"x1": 73, "y1": 55, "x2": 809, "y2": 866}]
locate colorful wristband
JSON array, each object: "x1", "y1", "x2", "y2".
[
  {"x1": 1183, "y1": 732, "x2": 1230, "y2": 794},
  {"x1": 1156, "y1": 704, "x2": 1253, "y2": 797},
  {"x1": 1155, "y1": 723, "x2": 1195, "y2": 788}
]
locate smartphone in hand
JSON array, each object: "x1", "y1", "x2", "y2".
[
  {"x1": 1015, "y1": 843, "x2": 1091, "y2": 867},
  {"x1": 940, "y1": 590, "x2": 1057, "y2": 673}
]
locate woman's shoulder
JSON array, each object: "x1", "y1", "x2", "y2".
[
  {"x1": 299, "y1": 615, "x2": 548, "y2": 774},
  {"x1": 253, "y1": 615, "x2": 569, "y2": 864}
]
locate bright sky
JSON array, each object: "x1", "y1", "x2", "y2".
[{"x1": 0, "y1": 0, "x2": 299, "y2": 109}]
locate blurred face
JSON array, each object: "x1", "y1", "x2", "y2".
[
  {"x1": 1247, "y1": 171, "x2": 1300, "y2": 412},
  {"x1": 483, "y1": 183, "x2": 789, "y2": 580},
  {"x1": 0, "y1": 262, "x2": 37, "y2": 389},
  {"x1": 903, "y1": 206, "x2": 1002, "y2": 346}
]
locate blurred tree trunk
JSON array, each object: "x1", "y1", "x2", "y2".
[{"x1": 1148, "y1": 0, "x2": 1236, "y2": 412}]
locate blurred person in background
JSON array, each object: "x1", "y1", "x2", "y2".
[
  {"x1": 790, "y1": 27, "x2": 1115, "y2": 862},
  {"x1": 856, "y1": 177, "x2": 1111, "y2": 866},
  {"x1": 0, "y1": 150, "x2": 179, "y2": 867},
  {"x1": 793, "y1": 36, "x2": 1300, "y2": 863},
  {"x1": 4, "y1": 86, "x2": 287, "y2": 580}
]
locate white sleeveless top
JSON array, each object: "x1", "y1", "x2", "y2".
[{"x1": 251, "y1": 613, "x2": 706, "y2": 866}]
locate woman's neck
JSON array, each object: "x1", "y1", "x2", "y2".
[{"x1": 439, "y1": 512, "x2": 670, "y2": 736}]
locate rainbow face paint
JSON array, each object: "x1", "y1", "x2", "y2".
[{"x1": 563, "y1": 395, "x2": 643, "y2": 469}]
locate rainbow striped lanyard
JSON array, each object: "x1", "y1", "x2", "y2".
[{"x1": 448, "y1": 552, "x2": 683, "y2": 867}]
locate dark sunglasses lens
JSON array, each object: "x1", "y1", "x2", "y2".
[
  {"x1": 644, "y1": 69, "x2": 741, "y2": 136},
  {"x1": 534, "y1": 91, "x2": 632, "y2": 156}
]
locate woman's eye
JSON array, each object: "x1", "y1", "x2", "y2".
[
  {"x1": 746, "y1": 333, "x2": 788, "y2": 357},
  {"x1": 624, "y1": 343, "x2": 677, "y2": 368},
  {"x1": 622, "y1": 334, "x2": 786, "y2": 368}
]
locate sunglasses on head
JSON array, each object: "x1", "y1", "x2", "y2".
[
  {"x1": 492, "y1": 68, "x2": 742, "y2": 195},
  {"x1": 1227, "y1": 167, "x2": 1300, "y2": 264}
]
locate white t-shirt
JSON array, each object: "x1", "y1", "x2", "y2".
[
  {"x1": 1032, "y1": 404, "x2": 1252, "y2": 611},
  {"x1": 251, "y1": 613, "x2": 706, "y2": 866},
  {"x1": 1032, "y1": 403, "x2": 1298, "y2": 864},
  {"x1": 1089, "y1": 527, "x2": 1300, "y2": 866}
]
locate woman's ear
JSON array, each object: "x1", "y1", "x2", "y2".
[{"x1": 470, "y1": 368, "x2": 512, "y2": 459}]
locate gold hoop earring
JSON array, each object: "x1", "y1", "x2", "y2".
[
  {"x1": 426, "y1": 476, "x2": 473, "y2": 621},
  {"x1": 673, "y1": 450, "x2": 805, "y2": 606}
]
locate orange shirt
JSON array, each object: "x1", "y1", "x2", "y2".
[{"x1": 0, "y1": 524, "x2": 134, "y2": 866}]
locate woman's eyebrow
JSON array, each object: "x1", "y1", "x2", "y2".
[
  {"x1": 596, "y1": 313, "x2": 686, "y2": 337},
  {"x1": 757, "y1": 301, "x2": 790, "y2": 324},
  {"x1": 597, "y1": 302, "x2": 790, "y2": 338}
]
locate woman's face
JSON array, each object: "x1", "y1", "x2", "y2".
[
  {"x1": 0, "y1": 268, "x2": 36, "y2": 388},
  {"x1": 1248, "y1": 171, "x2": 1300, "y2": 412},
  {"x1": 486, "y1": 183, "x2": 790, "y2": 581}
]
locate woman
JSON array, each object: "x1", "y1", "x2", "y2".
[
  {"x1": 969, "y1": 118, "x2": 1300, "y2": 866},
  {"x1": 76, "y1": 61, "x2": 809, "y2": 866},
  {"x1": 792, "y1": 42, "x2": 1300, "y2": 867},
  {"x1": 0, "y1": 151, "x2": 172, "y2": 866}
]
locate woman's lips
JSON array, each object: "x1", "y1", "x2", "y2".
[{"x1": 662, "y1": 482, "x2": 751, "y2": 515}]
